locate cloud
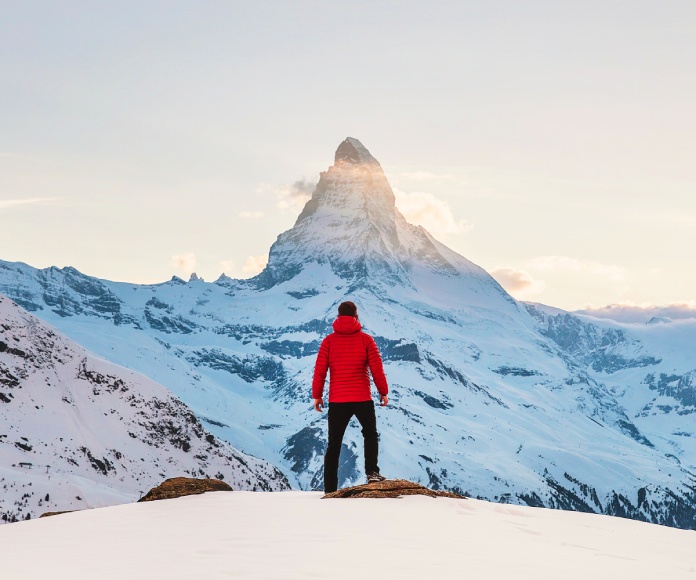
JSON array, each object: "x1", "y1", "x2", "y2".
[
  {"x1": 394, "y1": 189, "x2": 473, "y2": 237},
  {"x1": 490, "y1": 267, "x2": 546, "y2": 299},
  {"x1": 0, "y1": 197, "x2": 63, "y2": 211},
  {"x1": 273, "y1": 179, "x2": 315, "y2": 212},
  {"x1": 242, "y1": 254, "x2": 268, "y2": 276},
  {"x1": 218, "y1": 260, "x2": 235, "y2": 275},
  {"x1": 171, "y1": 252, "x2": 197, "y2": 273},
  {"x1": 528, "y1": 255, "x2": 625, "y2": 281},
  {"x1": 575, "y1": 301, "x2": 696, "y2": 323},
  {"x1": 239, "y1": 211, "x2": 265, "y2": 219},
  {"x1": 625, "y1": 210, "x2": 696, "y2": 227},
  {"x1": 399, "y1": 171, "x2": 453, "y2": 182}
]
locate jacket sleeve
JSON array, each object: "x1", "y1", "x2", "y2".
[
  {"x1": 312, "y1": 336, "x2": 330, "y2": 399},
  {"x1": 366, "y1": 335, "x2": 389, "y2": 396}
]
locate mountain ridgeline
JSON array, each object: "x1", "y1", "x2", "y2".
[{"x1": 1, "y1": 138, "x2": 695, "y2": 528}]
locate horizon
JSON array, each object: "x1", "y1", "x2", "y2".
[{"x1": 1, "y1": 2, "x2": 695, "y2": 313}]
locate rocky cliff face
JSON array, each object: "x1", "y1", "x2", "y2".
[{"x1": 0, "y1": 139, "x2": 694, "y2": 529}]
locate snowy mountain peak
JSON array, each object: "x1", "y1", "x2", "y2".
[
  {"x1": 334, "y1": 137, "x2": 379, "y2": 166},
  {"x1": 257, "y1": 138, "x2": 509, "y2": 305},
  {"x1": 295, "y1": 137, "x2": 394, "y2": 228}
]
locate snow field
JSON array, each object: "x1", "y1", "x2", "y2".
[{"x1": 1, "y1": 491, "x2": 694, "y2": 579}]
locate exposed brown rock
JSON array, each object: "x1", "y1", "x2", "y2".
[
  {"x1": 40, "y1": 510, "x2": 75, "y2": 518},
  {"x1": 138, "y1": 477, "x2": 232, "y2": 502},
  {"x1": 322, "y1": 478, "x2": 466, "y2": 499}
]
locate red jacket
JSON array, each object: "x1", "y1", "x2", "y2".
[{"x1": 312, "y1": 316, "x2": 389, "y2": 402}]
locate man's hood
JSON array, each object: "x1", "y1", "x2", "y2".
[{"x1": 333, "y1": 316, "x2": 362, "y2": 335}]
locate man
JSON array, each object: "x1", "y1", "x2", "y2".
[{"x1": 312, "y1": 301, "x2": 389, "y2": 493}]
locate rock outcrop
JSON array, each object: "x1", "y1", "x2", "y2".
[
  {"x1": 39, "y1": 511, "x2": 74, "y2": 518},
  {"x1": 139, "y1": 477, "x2": 232, "y2": 502},
  {"x1": 323, "y1": 479, "x2": 466, "y2": 499}
]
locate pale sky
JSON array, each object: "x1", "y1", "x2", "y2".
[{"x1": 1, "y1": 1, "x2": 695, "y2": 311}]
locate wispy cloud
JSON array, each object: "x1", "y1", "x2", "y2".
[
  {"x1": 218, "y1": 259, "x2": 235, "y2": 275},
  {"x1": 242, "y1": 254, "x2": 268, "y2": 276},
  {"x1": 239, "y1": 211, "x2": 265, "y2": 219},
  {"x1": 394, "y1": 189, "x2": 472, "y2": 237},
  {"x1": 171, "y1": 252, "x2": 197, "y2": 273},
  {"x1": 399, "y1": 171, "x2": 453, "y2": 182},
  {"x1": 576, "y1": 301, "x2": 696, "y2": 323},
  {"x1": 528, "y1": 255, "x2": 625, "y2": 281},
  {"x1": 624, "y1": 210, "x2": 696, "y2": 227},
  {"x1": 490, "y1": 267, "x2": 546, "y2": 299},
  {"x1": 0, "y1": 197, "x2": 63, "y2": 211},
  {"x1": 256, "y1": 179, "x2": 316, "y2": 213}
]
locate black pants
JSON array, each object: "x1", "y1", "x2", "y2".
[{"x1": 324, "y1": 401, "x2": 380, "y2": 493}]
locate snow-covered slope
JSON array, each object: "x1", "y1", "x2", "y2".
[
  {"x1": 526, "y1": 304, "x2": 696, "y2": 471},
  {"x1": 1, "y1": 492, "x2": 695, "y2": 580},
  {"x1": 0, "y1": 138, "x2": 694, "y2": 528},
  {"x1": 0, "y1": 295, "x2": 289, "y2": 522}
]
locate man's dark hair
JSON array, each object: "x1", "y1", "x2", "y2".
[{"x1": 338, "y1": 301, "x2": 358, "y2": 318}]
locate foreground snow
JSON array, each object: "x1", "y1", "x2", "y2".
[{"x1": 1, "y1": 492, "x2": 694, "y2": 579}]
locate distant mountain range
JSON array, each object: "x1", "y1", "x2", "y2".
[{"x1": 1, "y1": 138, "x2": 694, "y2": 528}]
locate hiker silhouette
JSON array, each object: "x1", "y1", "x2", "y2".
[{"x1": 312, "y1": 301, "x2": 389, "y2": 492}]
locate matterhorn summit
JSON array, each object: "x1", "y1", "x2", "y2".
[
  {"x1": 256, "y1": 138, "x2": 511, "y2": 312},
  {"x1": 334, "y1": 136, "x2": 380, "y2": 165}
]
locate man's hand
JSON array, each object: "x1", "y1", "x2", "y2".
[
  {"x1": 380, "y1": 395, "x2": 389, "y2": 407},
  {"x1": 313, "y1": 398, "x2": 324, "y2": 412}
]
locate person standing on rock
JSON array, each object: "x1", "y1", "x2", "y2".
[{"x1": 312, "y1": 301, "x2": 389, "y2": 493}]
